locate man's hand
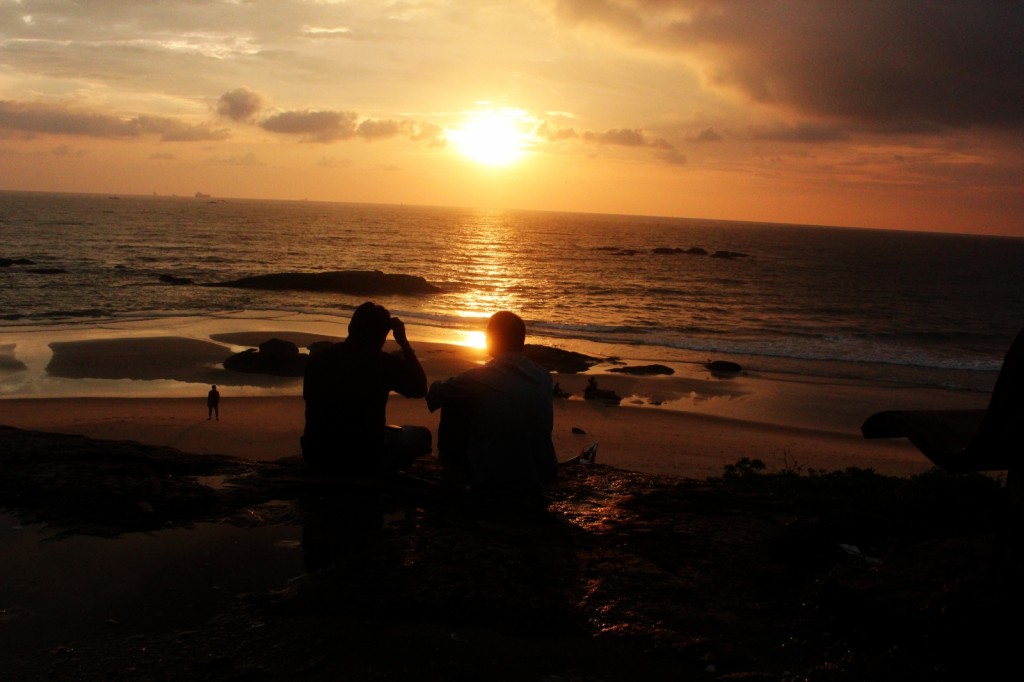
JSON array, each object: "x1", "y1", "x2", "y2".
[{"x1": 391, "y1": 317, "x2": 410, "y2": 348}]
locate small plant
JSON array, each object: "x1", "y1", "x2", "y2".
[{"x1": 722, "y1": 457, "x2": 767, "y2": 479}]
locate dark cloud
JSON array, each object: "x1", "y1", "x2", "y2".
[
  {"x1": 259, "y1": 110, "x2": 358, "y2": 142},
  {"x1": 551, "y1": 0, "x2": 1024, "y2": 131},
  {"x1": 217, "y1": 88, "x2": 265, "y2": 122},
  {"x1": 578, "y1": 126, "x2": 684, "y2": 163},
  {"x1": 0, "y1": 101, "x2": 229, "y2": 141},
  {"x1": 743, "y1": 123, "x2": 848, "y2": 143},
  {"x1": 259, "y1": 109, "x2": 445, "y2": 145}
]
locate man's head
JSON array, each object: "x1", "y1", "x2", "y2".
[
  {"x1": 348, "y1": 301, "x2": 391, "y2": 347},
  {"x1": 486, "y1": 311, "x2": 526, "y2": 356}
]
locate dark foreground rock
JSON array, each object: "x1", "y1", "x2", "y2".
[
  {"x1": 208, "y1": 270, "x2": 442, "y2": 295},
  {"x1": 0, "y1": 426, "x2": 1017, "y2": 681}
]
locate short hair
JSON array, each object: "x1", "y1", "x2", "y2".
[
  {"x1": 348, "y1": 301, "x2": 391, "y2": 344},
  {"x1": 486, "y1": 311, "x2": 526, "y2": 353}
]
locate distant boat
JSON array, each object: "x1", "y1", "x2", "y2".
[{"x1": 195, "y1": 192, "x2": 210, "y2": 198}]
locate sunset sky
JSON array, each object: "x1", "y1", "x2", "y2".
[{"x1": 1, "y1": 1, "x2": 1021, "y2": 236}]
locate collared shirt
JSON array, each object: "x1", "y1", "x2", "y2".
[{"x1": 426, "y1": 352, "x2": 557, "y2": 492}]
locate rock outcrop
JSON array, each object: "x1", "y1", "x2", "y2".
[
  {"x1": 208, "y1": 270, "x2": 442, "y2": 295},
  {"x1": 223, "y1": 337, "x2": 308, "y2": 376},
  {"x1": 523, "y1": 345, "x2": 602, "y2": 374},
  {"x1": 609, "y1": 364, "x2": 675, "y2": 376},
  {"x1": 706, "y1": 360, "x2": 742, "y2": 376}
]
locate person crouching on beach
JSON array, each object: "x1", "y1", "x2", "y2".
[
  {"x1": 301, "y1": 301, "x2": 431, "y2": 476},
  {"x1": 426, "y1": 311, "x2": 557, "y2": 497}
]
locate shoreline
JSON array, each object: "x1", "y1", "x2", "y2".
[{"x1": 0, "y1": 312, "x2": 992, "y2": 479}]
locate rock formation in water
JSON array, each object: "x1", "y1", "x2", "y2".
[
  {"x1": 223, "y1": 337, "x2": 308, "y2": 376},
  {"x1": 609, "y1": 364, "x2": 675, "y2": 376},
  {"x1": 706, "y1": 360, "x2": 742, "y2": 376},
  {"x1": 523, "y1": 345, "x2": 602, "y2": 374},
  {"x1": 208, "y1": 270, "x2": 442, "y2": 295}
]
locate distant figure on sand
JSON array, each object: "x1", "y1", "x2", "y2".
[
  {"x1": 207, "y1": 385, "x2": 220, "y2": 420},
  {"x1": 301, "y1": 301, "x2": 431, "y2": 476},
  {"x1": 426, "y1": 311, "x2": 557, "y2": 496},
  {"x1": 584, "y1": 376, "x2": 621, "y2": 404}
]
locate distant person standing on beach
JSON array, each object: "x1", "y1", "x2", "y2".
[
  {"x1": 426, "y1": 311, "x2": 557, "y2": 496},
  {"x1": 207, "y1": 385, "x2": 220, "y2": 420},
  {"x1": 301, "y1": 301, "x2": 431, "y2": 476}
]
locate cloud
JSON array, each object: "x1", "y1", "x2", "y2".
[
  {"x1": 210, "y1": 152, "x2": 263, "y2": 166},
  {"x1": 258, "y1": 108, "x2": 446, "y2": 145},
  {"x1": 356, "y1": 118, "x2": 402, "y2": 139},
  {"x1": 550, "y1": 0, "x2": 1024, "y2": 131},
  {"x1": 52, "y1": 144, "x2": 86, "y2": 158},
  {"x1": 689, "y1": 127, "x2": 722, "y2": 142},
  {"x1": 743, "y1": 123, "x2": 848, "y2": 143},
  {"x1": 577, "y1": 125, "x2": 684, "y2": 163},
  {"x1": 217, "y1": 88, "x2": 265, "y2": 122},
  {"x1": 0, "y1": 101, "x2": 229, "y2": 141},
  {"x1": 258, "y1": 110, "x2": 358, "y2": 142},
  {"x1": 583, "y1": 128, "x2": 646, "y2": 146},
  {"x1": 535, "y1": 121, "x2": 578, "y2": 141}
]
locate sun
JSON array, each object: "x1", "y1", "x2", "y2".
[
  {"x1": 460, "y1": 330, "x2": 488, "y2": 349},
  {"x1": 448, "y1": 108, "x2": 530, "y2": 166}
]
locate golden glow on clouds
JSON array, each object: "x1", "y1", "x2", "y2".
[
  {"x1": 447, "y1": 108, "x2": 532, "y2": 167},
  {"x1": 0, "y1": 2, "x2": 1021, "y2": 234}
]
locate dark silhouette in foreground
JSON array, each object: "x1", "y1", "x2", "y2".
[
  {"x1": 863, "y1": 326, "x2": 1024, "y2": 590},
  {"x1": 426, "y1": 311, "x2": 557, "y2": 497},
  {"x1": 0, "y1": 425, "x2": 1013, "y2": 681},
  {"x1": 206, "y1": 385, "x2": 220, "y2": 420},
  {"x1": 301, "y1": 301, "x2": 430, "y2": 477}
]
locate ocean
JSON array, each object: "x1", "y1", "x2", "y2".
[{"x1": 2, "y1": 190, "x2": 1022, "y2": 393}]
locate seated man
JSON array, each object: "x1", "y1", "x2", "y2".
[
  {"x1": 426, "y1": 311, "x2": 558, "y2": 496},
  {"x1": 301, "y1": 301, "x2": 431, "y2": 476}
]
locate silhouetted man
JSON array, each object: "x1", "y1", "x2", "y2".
[
  {"x1": 301, "y1": 301, "x2": 431, "y2": 476},
  {"x1": 426, "y1": 311, "x2": 557, "y2": 496},
  {"x1": 207, "y1": 385, "x2": 220, "y2": 420}
]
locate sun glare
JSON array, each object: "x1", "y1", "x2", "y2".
[
  {"x1": 461, "y1": 330, "x2": 488, "y2": 349},
  {"x1": 448, "y1": 108, "x2": 530, "y2": 166}
]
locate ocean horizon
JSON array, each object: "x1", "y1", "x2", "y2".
[{"x1": 2, "y1": 190, "x2": 1023, "y2": 395}]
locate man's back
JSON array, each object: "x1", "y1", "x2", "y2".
[
  {"x1": 303, "y1": 340, "x2": 419, "y2": 461},
  {"x1": 428, "y1": 351, "x2": 557, "y2": 492}
]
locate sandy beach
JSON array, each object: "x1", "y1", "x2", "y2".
[{"x1": 0, "y1": 316, "x2": 992, "y2": 479}]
